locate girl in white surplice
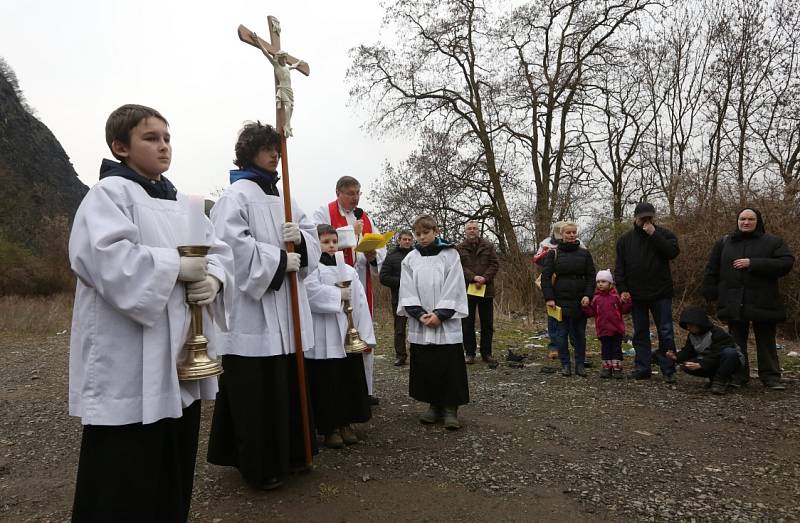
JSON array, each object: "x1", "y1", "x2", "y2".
[{"x1": 398, "y1": 214, "x2": 470, "y2": 430}]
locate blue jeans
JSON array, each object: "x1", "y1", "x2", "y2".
[
  {"x1": 631, "y1": 298, "x2": 676, "y2": 375},
  {"x1": 547, "y1": 314, "x2": 575, "y2": 352},
  {"x1": 553, "y1": 315, "x2": 587, "y2": 367}
]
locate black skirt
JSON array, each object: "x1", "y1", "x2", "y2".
[
  {"x1": 409, "y1": 343, "x2": 470, "y2": 406},
  {"x1": 305, "y1": 353, "x2": 371, "y2": 435},
  {"x1": 72, "y1": 400, "x2": 201, "y2": 523},
  {"x1": 207, "y1": 353, "x2": 318, "y2": 486}
]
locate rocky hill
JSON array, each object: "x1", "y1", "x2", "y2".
[{"x1": 0, "y1": 58, "x2": 88, "y2": 294}]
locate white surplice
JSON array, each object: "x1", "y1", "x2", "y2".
[
  {"x1": 311, "y1": 204, "x2": 385, "y2": 394},
  {"x1": 397, "y1": 248, "x2": 469, "y2": 345},
  {"x1": 211, "y1": 180, "x2": 319, "y2": 357},
  {"x1": 304, "y1": 262, "x2": 376, "y2": 360},
  {"x1": 69, "y1": 177, "x2": 234, "y2": 426}
]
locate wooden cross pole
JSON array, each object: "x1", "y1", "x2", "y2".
[{"x1": 238, "y1": 16, "x2": 313, "y2": 468}]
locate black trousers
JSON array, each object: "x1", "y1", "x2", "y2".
[
  {"x1": 461, "y1": 296, "x2": 494, "y2": 357},
  {"x1": 392, "y1": 298, "x2": 408, "y2": 358},
  {"x1": 72, "y1": 401, "x2": 201, "y2": 523},
  {"x1": 728, "y1": 321, "x2": 780, "y2": 384}
]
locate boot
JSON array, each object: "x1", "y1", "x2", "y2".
[
  {"x1": 710, "y1": 378, "x2": 729, "y2": 395},
  {"x1": 599, "y1": 367, "x2": 612, "y2": 379},
  {"x1": 575, "y1": 364, "x2": 587, "y2": 378},
  {"x1": 419, "y1": 404, "x2": 443, "y2": 424},
  {"x1": 324, "y1": 432, "x2": 345, "y2": 449},
  {"x1": 561, "y1": 364, "x2": 572, "y2": 377},
  {"x1": 442, "y1": 407, "x2": 461, "y2": 430},
  {"x1": 339, "y1": 425, "x2": 359, "y2": 445}
]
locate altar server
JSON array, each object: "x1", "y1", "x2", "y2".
[
  {"x1": 69, "y1": 104, "x2": 234, "y2": 522},
  {"x1": 207, "y1": 121, "x2": 319, "y2": 490},
  {"x1": 398, "y1": 214, "x2": 470, "y2": 430},
  {"x1": 304, "y1": 224, "x2": 374, "y2": 448}
]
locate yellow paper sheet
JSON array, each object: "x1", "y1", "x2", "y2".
[
  {"x1": 547, "y1": 304, "x2": 562, "y2": 321},
  {"x1": 355, "y1": 230, "x2": 395, "y2": 252},
  {"x1": 467, "y1": 283, "x2": 486, "y2": 297}
]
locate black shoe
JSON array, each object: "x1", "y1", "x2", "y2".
[
  {"x1": 599, "y1": 367, "x2": 612, "y2": 379},
  {"x1": 629, "y1": 370, "x2": 651, "y2": 380},
  {"x1": 561, "y1": 365, "x2": 572, "y2": 377},
  {"x1": 394, "y1": 357, "x2": 407, "y2": 366},
  {"x1": 368, "y1": 395, "x2": 380, "y2": 405},
  {"x1": 575, "y1": 364, "x2": 587, "y2": 378},
  {"x1": 764, "y1": 381, "x2": 787, "y2": 391},
  {"x1": 710, "y1": 380, "x2": 728, "y2": 395},
  {"x1": 663, "y1": 373, "x2": 677, "y2": 384}
]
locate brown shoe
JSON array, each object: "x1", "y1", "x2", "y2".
[
  {"x1": 324, "y1": 432, "x2": 345, "y2": 449},
  {"x1": 339, "y1": 425, "x2": 359, "y2": 445},
  {"x1": 482, "y1": 355, "x2": 499, "y2": 369},
  {"x1": 465, "y1": 355, "x2": 476, "y2": 364},
  {"x1": 394, "y1": 356, "x2": 407, "y2": 366}
]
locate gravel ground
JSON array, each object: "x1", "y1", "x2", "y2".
[{"x1": 1, "y1": 317, "x2": 798, "y2": 522}]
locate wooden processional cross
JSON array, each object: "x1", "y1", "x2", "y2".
[{"x1": 237, "y1": 17, "x2": 313, "y2": 467}]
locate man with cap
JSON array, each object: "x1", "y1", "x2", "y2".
[{"x1": 614, "y1": 202, "x2": 680, "y2": 382}]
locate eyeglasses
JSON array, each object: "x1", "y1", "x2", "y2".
[{"x1": 339, "y1": 190, "x2": 362, "y2": 197}]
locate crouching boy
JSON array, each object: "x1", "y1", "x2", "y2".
[
  {"x1": 398, "y1": 215, "x2": 469, "y2": 429},
  {"x1": 667, "y1": 306, "x2": 743, "y2": 395}
]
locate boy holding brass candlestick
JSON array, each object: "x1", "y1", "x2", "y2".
[
  {"x1": 398, "y1": 215, "x2": 470, "y2": 430},
  {"x1": 68, "y1": 104, "x2": 234, "y2": 521},
  {"x1": 304, "y1": 224, "x2": 374, "y2": 449},
  {"x1": 207, "y1": 121, "x2": 320, "y2": 490}
]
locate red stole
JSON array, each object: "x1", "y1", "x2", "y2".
[{"x1": 328, "y1": 200, "x2": 374, "y2": 315}]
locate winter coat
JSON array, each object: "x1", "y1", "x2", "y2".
[
  {"x1": 614, "y1": 224, "x2": 680, "y2": 301},
  {"x1": 702, "y1": 226, "x2": 794, "y2": 323},
  {"x1": 379, "y1": 245, "x2": 413, "y2": 306},
  {"x1": 675, "y1": 306, "x2": 741, "y2": 369},
  {"x1": 457, "y1": 237, "x2": 500, "y2": 298},
  {"x1": 541, "y1": 241, "x2": 596, "y2": 318},
  {"x1": 582, "y1": 288, "x2": 632, "y2": 337}
]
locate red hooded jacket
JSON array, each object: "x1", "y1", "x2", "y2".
[{"x1": 582, "y1": 288, "x2": 632, "y2": 337}]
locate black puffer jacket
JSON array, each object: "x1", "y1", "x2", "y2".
[
  {"x1": 675, "y1": 306, "x2": 741, "y2": 368},
  {"x1": 379, "y1": 246, "x2": 412, "y2": 306},
  {"x1": 702, "y1": 209, "x2": 794, "y2": 323},
  {"x1": 541, "y1": 241, "x2": 596, "y2": 318},
  {"x1": 614, "y1": 224, "x2": 680, "y2": 301}
]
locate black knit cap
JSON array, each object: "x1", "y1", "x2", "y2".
[{"x1": 634, "y1": 202, "x2": 656, "y2": 218}]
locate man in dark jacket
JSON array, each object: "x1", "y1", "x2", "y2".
[
  {"x1": 702, "y1": 208, "x2": 795, "y2": 389},
  {"x1": 457, "y1": 221, "x2": 500, "y2": 366},
  {"x1": 667, "y1": 306, "x2": 743, "y2": 394},
  {"x1": 615, "y1": 202, "x2": 680, "y2": 382},
  {"x1": 379, "y1": 230, "x2": 414, "y2": 366}
]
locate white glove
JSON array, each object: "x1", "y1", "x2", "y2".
[
  {"x1": 285, "y1": 252, "x2": 302, "y2": 272},
  {"x1": 283, "y1": 222, "x2": 302, "y2": 245},
  {"x1": 178, "y1": 256, "x2": 207, "y2": 282},
  {"x1": 339, "y1": 286, "x2": 352, "y2": 301},
  {"x1": 186, "y1": 275, "x2": 221, "y2": 305}
]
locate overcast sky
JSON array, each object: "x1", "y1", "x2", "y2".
[{"x1": 0, "y1": 1, "x2": 413, "y2": 213}]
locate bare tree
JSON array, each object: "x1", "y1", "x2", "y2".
[{"x1": 348, "y1": 0, "x2": 523, "y2": 259}]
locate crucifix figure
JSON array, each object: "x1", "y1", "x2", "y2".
[{"x1": 238, "y1": 18, "x2": 310, "y2": 138}]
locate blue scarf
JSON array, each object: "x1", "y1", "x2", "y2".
[{"x1": 230, "y1": 166, "x2": 280, "y2": 196}]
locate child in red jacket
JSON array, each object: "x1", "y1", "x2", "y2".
[{"x1": 582, "y1": 270, "x2": 632, "y2": 378}]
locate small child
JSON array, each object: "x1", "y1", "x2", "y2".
[
  {"x1": 397, "y1": 215, "x2": 469, "y2": 429},
  {"x1": 304, "y1": 224, "x2": 375, "y2": 448},
  {"x1": 582, "y1": 270, "x2": 632, "y2": 378},
  {"x1": 69, "y1": 104, "x2": 233, "y2": 520},
  {"x1": 666, "y1": 306, "x2": 743, "y2": 395}
]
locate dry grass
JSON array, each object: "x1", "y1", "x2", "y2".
[{"x1": 0, "y1": 293, "x2": 73, "y2": 334}]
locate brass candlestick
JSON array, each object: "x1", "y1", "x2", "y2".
[
  {"x1": 335, "y1": 280, "x2": 369, "y2": 354},
  {"x1": 176, "y1": 245, "x2": 223, "y2": 381}
]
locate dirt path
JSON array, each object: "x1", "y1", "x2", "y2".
[{"x1": 1, "y1": 318, "x2": 798, "y2": 522}]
